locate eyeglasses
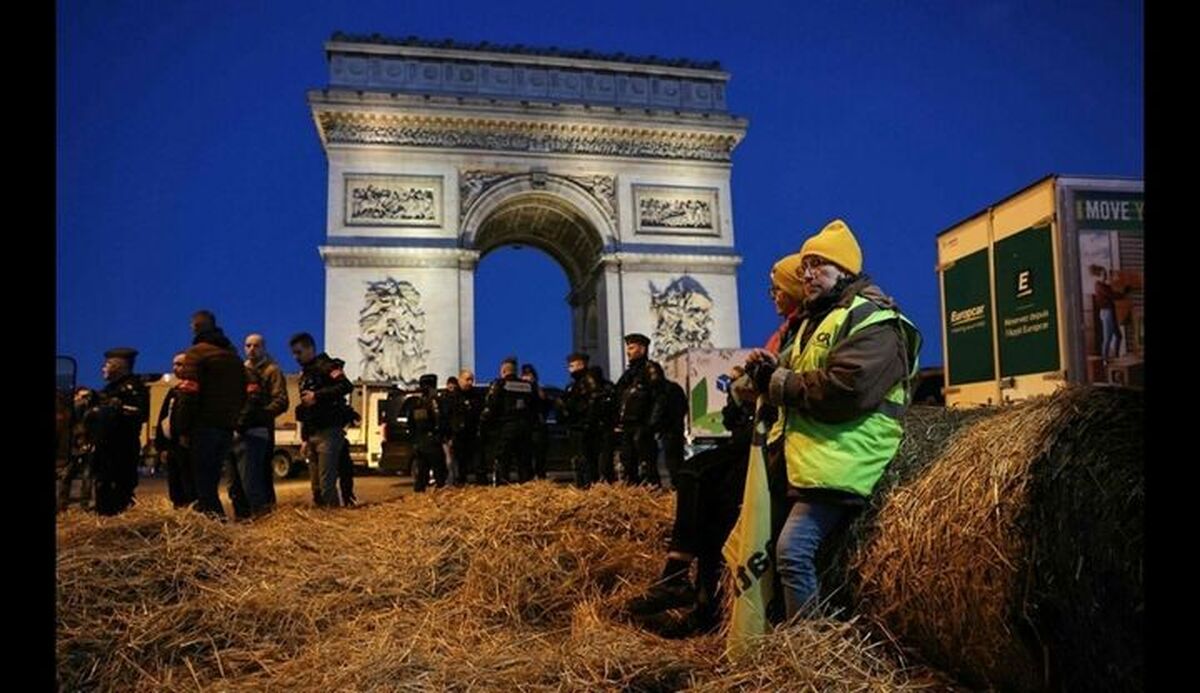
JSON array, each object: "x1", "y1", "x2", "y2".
[{"x1": 768, "y1": 286, "x2": 783, "y2": 298}]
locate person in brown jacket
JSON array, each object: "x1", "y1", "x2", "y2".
[
  {"x1": 228, "y1": 334, "x2": 290, "y2": 518},
  {"x1": 744, "y1": 220, "x2": 920, "y2": 618},
  {"x1": 175, "y1": 310, "x2": 247, "y2": 519}
]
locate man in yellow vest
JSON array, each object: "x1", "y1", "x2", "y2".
[{"x1": 744, "y1": 219, "x2": 921, "y2": 619}]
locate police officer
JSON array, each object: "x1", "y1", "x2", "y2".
[
  {"x1": 401, "y1": 373, "x2": 448, "y2": 492},
  {"x1": 444, "y1": 370, "x2": 484, "y2": 485},
  {"x1": 586, "y1": 365, "x2": 618, "y2": 483},
  {"x1": 88, "y1": 348, "x2": 149, "y2": 516},
  {"x1": 480, "y1": 357, "x2": 536, "y2": 485},
  {"x1": 614, "y1": 333, "x2": 663, "y2": 486},
  {"x1": 290, "y1": 332, "x2": 354, "y2": 508},
  {"x1": 559, "y1": 352, "x2": 596, "y2": 488},
  {"x1": 649, "y1": 361, "x2": 689, "y2": 488},
  {"x1": 521, "y1": 364, "x2": 550, "y2": 480}
]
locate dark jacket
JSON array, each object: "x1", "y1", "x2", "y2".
[
  {"x1": 176, "y1": 328, "x2": 247, "y2": 432},
  {"x1": 93, "y1": 373, "x2": 149, "y2": 448},
  {"x1": 651, "y1": 379, "x2": 689, "y2": 437},
  {"x1": 559, "y1": 370, "x2": 593, "y2": 431},
  {"x1": 480, "y1": 375, "x2": 536, "y2": 430},
  {"x1": 444, "y1": 387, "x2": 483, "y2": 439},
  {"x1": 155, "y1": 387, "x2": 183, "y2": 449},
  {"x1": 295, "y1": 352, "x2": 354, "y2": 437},
  {"x1": 400, "y1": 391, "x2": 443, "y2": 451},
  {"x1": 238, "y1": 356, "x2": 289, "y2": 430},
  {"x1": 615, "y1": 357, "x2": 661, "y2": 427}
]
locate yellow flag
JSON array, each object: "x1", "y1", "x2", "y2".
[{"x1": 721, "y1": 397, "x2": 775, "y2": 656}]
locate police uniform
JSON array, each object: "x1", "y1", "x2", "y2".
[
  {"x1": 614, "y1": 334, "x2": 663, "y2": 486},
  {"x1": 401, "y1": 374, "x2": 447, "y2": 492},
  {"x1": 650, "y1": 367, "x2": 689, "y2": 487},
  {"x1": 480, "y1": 362, "x2": 536, "y2": 484},
  {"x1": 521, "y1": 366, "x2": 550, "y2": 480},
  {"x1": 560, "y1": 354, "x2": 596, "y2": 488},
  {"x1": 90, "y1": 348, "x2": 149, "y2": 516},
  {"x1": 444, "y1": 384, "x2": 484, "y2": 485},
  {"x1": 296, "y1": 352, "x2": 354, "y2": 507}
]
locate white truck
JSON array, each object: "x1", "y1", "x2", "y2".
[
  {"x1": 141, "y1": 374, "x2": 395, "y2": 479},
  {"x1": 269, "y1": 375, "x2": 394, "y2": 478}
]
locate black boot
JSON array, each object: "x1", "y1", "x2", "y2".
[{"x1": 626, "y1": 558, "x2": 695, "y2": 615}]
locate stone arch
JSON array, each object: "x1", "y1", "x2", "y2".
[{"x1": 466, "y1": 182, "x2": 609, "y2": 361}]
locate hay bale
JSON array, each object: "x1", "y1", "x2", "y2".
[
  {"x1": 58, "y1": 482, "x2": 945, "y2": 690},
  {"x1": 843, "y1": 386, "x2": 1143, "y2": 691}
]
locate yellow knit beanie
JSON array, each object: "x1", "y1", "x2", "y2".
[
  {"x1": 770, "y1": 252, "x2": 805, "y2": 300},
  {"x1": 799, "y1": 219, "x2": 862, "y2": 275}
]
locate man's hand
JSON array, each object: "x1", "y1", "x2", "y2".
[
  {"x1": 730, "y1": 373, "x2": 758, "y2": 404},
  {"x1": 159, "y1": 451, "x2": 169, "y2": 464},
  {"x1": 743, "y1": 349, "x2": 780, "y2": 392},
  {"x1": 745, "y1": 348, "x2": 779, "y2": 367},
  {"x1": 299, "y1": 441, "x2": 310, "y2": 460},
  {"x1": 300, "y1": 390, "x2": 317, "y2": 406}
]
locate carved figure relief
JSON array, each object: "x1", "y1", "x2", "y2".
[{"x1": 358, "y1": 278, "x2": 429, "y2": 384}]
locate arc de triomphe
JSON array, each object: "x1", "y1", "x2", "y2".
[{"x1": 309, "y1": 34, "x2": 748, "y2": 383}]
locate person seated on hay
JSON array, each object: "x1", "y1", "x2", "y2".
[
  {"x1": 744, "y1": 219, "x2": 922, "y2": 620},
  {"x1": 624, "y1": 253, "x2": 805, "y2": 636}
]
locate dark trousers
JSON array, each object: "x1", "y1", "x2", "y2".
[
  {"x1": 263, "y1": 430, "x2": 277, "y2": 505},
  {"x1": 670, "y1": 440, "x2": 750, "y2": 608},
  {"x1": 412, "y1": 443, "x2": 447, "y2": 492},
  {"x1": 338, "y1": 441, "x2": 355, "y2": 504},
  {"x1": 491, "y1": 423, "x2": 532, "y2": 484},
  {"x1": 163, "y1": 445, "x2": 196, "y2": 509},
  {"x1": 661, "y1": 431, "x2": 686, "y2": 489},
  {"x1": 57, "y1": 453, "x2": 93, "y2": 511},
  {"x1": 92, "y1": 440, "x2": 139, "y2": 516},
  {"x1": 569, "y1": 429, "x2": 594, "y2": 488},
  {"x1": 530, "y1": 423, "x2": 549, "y2": 479},
  {"x1": 597, "y1": 429, "x2": 618, "y2": 483},
  {"x1": 620, "y1": 426, "x2": 659, "y2": 486},
  {"x1": 450, "y1": 433, "x2": 479, "y2": 485},
  {"x1": 192, "y1": 427, "x2": 234, "y2": 518}
]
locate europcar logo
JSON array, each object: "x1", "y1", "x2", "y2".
[
  {"x1": 950, "y1": 304, "x2": 986, "y2": 326},
  {"x1": 1015, "y1": 269, "x2": 1033, "y2": 299}
]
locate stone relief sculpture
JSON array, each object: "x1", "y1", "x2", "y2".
[
  {"x1": 358, "y1": 278, "x2": 429, "y2": 385},
  {"x1": 633, "y1": 185, "x2": 719, "y2": 234},
  {"x1": 350, "y1": 185, "x2": 436, "y2": 221},
  {"x1": 649, "y1": 276, "x2": 714, "y2": 359},
  {"x1": 638, "y1": 197, "x2": 713, "y2": 229},
  {"x1": 344, "y1": 175, "x2": 442, "y2": 226}
]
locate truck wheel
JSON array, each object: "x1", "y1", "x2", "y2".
[{"x1": 272, "y1": 451, "x2": 294, "y2": 480}]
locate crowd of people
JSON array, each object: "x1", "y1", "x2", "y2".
[{"x1": 56, "y1": 219, "x2": 921, "y2": 638}]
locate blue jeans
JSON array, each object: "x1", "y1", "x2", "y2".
[
  {"x1": 776, "y1": 500, "x2": 850, "y2": 618},
  {"x1": 193, "y1": 427, "x2": 234, "y2": 518},
  {"x1": 308, "y1": 427, "x2": 345, "y2": 507},
  {"x1": 232, "y1": 428, "x2": 273, "y2": 516},
  {"x1": 1099, "y1": 307, "x2": 1120, "y2": 360}
]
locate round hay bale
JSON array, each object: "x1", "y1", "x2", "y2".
[{"x1": 842, "y1": 386, "x2": 1143, "y2": 691}]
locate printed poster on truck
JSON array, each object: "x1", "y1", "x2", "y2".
[{"x1": 1074, "y1": 191, "x2": 1143, "y2": 387}]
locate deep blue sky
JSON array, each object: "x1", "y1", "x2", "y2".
[{"x1": 57, "y1": 0, "x2": 1142, "y2": 389}]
